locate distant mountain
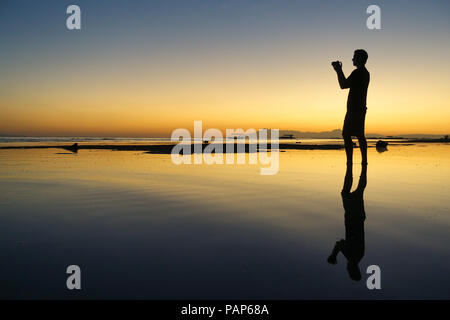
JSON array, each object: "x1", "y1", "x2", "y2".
[
  {"x1": 0, "y1": 133, "x2": 22, "y2": 137},
  {"x1": 278, "y1": 129, "x2": 384, "y2": 139},
  {"x1": 392, "y1": 133, "x2": 448, "y2": 139},
  {"x1": 278, "y1": 129, "x2": 448, "y2": 139}
]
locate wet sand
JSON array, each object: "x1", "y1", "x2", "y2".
[{"x1": 0, "y1": 143, "x2": 449, "y2": 299}]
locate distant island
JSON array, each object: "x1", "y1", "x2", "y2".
[{"x1": 277, "y1": 129, "x2": 448, "y2": 140}]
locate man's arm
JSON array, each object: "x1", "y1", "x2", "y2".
[
  {"x1": 336, "y1": 69, "x2": 350, "y2": 89},
  {"x1": 333, "y1": 62, "x2": 350, "y2": 89},
  {"x1": 327, "y1": 239, "x2": 345, "y2": 264}
]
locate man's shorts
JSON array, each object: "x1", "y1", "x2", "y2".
[{"x1": 343, "y1": 110, "x2": 366, "y2": 137}]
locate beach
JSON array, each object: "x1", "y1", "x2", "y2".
[{"x1": 0, "y1": 140, "x2": 449, "y2": 299}]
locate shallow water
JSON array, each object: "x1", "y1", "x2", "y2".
[{"x1": 0, "y1": 143, "x2": 449, "y2": 299}]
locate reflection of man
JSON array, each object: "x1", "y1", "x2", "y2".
[
  {"x1": 328, "y1": 164, "x2": 367, "y2": 281},
  {"x1": 332, "y1": 50, "x2": 370, "y2": 165}
]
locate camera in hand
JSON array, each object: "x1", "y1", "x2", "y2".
[{"x1": 331, "y1": 61, "x2": 341, "y2": 68}]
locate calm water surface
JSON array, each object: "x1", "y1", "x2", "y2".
[{"x1": 0, "y1": 143, "x2": 449, "y2": 299}]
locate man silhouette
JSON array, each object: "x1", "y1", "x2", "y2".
[{"x1": 332, "y1": 50, "x2": 370, "y2": 164}]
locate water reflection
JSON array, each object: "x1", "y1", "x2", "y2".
[{"x1": 328, "y1": 164, "x2": 367, "y2": 281}]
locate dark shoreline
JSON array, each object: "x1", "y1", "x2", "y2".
[
  {"x1": 0, "y1": 139, "x2": 447, "y2": 154},
  {"x1": 0, "y1": 143, "x2": 344, "y2": 154}
]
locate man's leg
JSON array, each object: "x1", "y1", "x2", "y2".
[
  {"x1": 343, "y1": 133, "x2": 353, "y2": 164},
  {"x1": 357, "y1": 135, "x2": 367, "y2": 164}
]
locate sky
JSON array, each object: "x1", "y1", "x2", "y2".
[{"x1": 0, "y1": 0, "x2": 449, "y2": 136}]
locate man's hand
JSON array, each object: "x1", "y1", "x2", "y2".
[{"x1": 332, "y1": 60, "x2": 342, "y2": 71}]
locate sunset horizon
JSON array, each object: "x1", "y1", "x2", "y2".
[
  {"x1": 0, "y1": 125, "x2": 448, "y2": 138},
  {"x1": 1, "y1": 0, "x2": 450, "y2": 307},
  {"x1": 1, "y1": 1, "x2": 449, "y2": 137}
]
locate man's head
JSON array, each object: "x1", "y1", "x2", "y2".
[{"x1": 352, "y1": 49, "x2": 368, "y2": 67}]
